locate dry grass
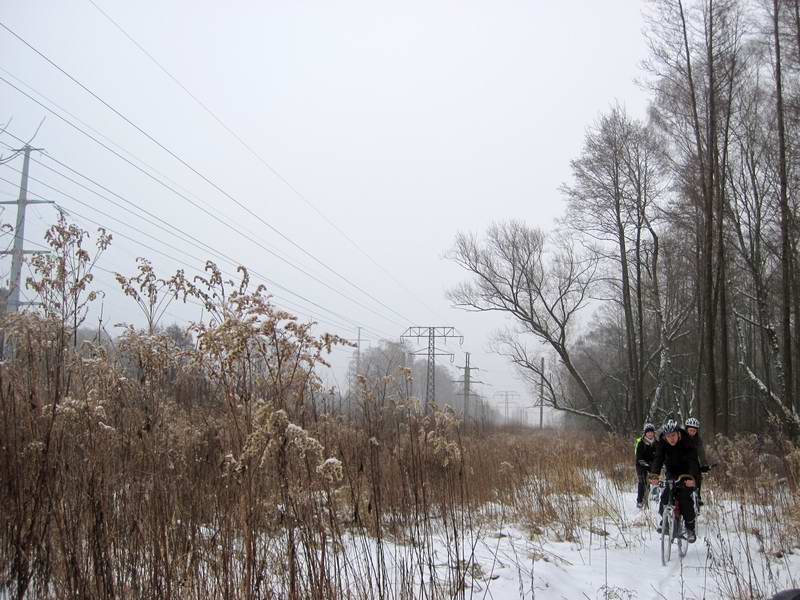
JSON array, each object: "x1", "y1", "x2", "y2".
[
  {"x1": 1, "y1": 312, "x2": 797, "y2": 599},
  {"x1": 0, "y1": 224, "x2": 798, "y2": 599},
  {"x1": 0, "y1": 297, "x2": 628, "y2": 600}
]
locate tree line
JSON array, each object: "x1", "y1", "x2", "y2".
[{"x1": 449, "y1": 0, "x2": 800, "y2": 439}]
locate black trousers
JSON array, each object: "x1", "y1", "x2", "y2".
[
  {"x1": 659, "y1": 484, "x2": 696, "y2": 531},
  {"x1": 636, "y1": 465, "x2": 649, "y2": 504}
]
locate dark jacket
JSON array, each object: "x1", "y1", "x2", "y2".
[
  {"x1": 635, "y1": 436, "x2": 658, "y2": 470},
  {"x1": 649, "y1": 429, "x2": 700, "y2": 482},
  {"x1": 686, "y1": 432, "x2": 707, "y2": 466}
]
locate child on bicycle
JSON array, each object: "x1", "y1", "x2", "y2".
[
  {"x1": 685, "y1": 417, "x2": 710, "y2": 505},
  {"x1": 635, "y1": 423, "x2": 658, "y2": 508},
  {"x1": 649, "y1": 419, "x2": 701, "y2": 543}
]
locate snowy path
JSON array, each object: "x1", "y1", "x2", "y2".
[
  {"x1": 447, "y1": 489, "x2": 800, "y2": 599},
  {"x1": 468, "y1": 523, "x2": 714, "y2": 599}
]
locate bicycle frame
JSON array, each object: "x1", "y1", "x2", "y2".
[
  {"x1": 672, "y1": 487, "x2": 682, "y2": 520},
  {"x1": 659, "y1": 477, "x2": 693, "y2": 565}
]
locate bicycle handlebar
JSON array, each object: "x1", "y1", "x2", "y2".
[{"x1": 651, "y1": 476, "x2": 696, "y2": 488}]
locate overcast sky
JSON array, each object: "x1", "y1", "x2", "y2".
[{"x1": 1, "y1": 0, "x2": 650, "y2": 417}]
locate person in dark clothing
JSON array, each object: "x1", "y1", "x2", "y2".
[
  {"x1": 635, "y1": 423, "x2": 658, "y2": 508},
  {"x1": 685, "y1": 417, "x2": 709, "y2": 505},
  {"x1": 649, "y1": 419, "x2": 701, "y2": 543}
]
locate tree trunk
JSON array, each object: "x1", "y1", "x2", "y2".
[
  {"x1": 677, "y1": 0, "x2": 715, "y2": 427},
  {"x1": 617, "y1": 194, "x2": 641, "y2": 429},
  {"x1": 713, "y1": 32, "x2": 737, "y2": 437},
  {"x1": 635, "y1": 194, "x2": 647, "y2": 426},
  {"x1": 703, "y1": 0, "x2": 719, "y2": 436},
  {"x1": 774, "y1": 0, "x2": 794, "y2": 412},
  {"x1": 645, "y1": 221, "x2": 671, "y2": 420}
]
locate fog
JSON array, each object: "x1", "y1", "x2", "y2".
[{"x1": 0, "y1": 0, "x2": 649, "y2": 418}]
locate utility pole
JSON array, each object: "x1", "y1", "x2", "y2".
[
  {"x1": 495, "y1": 390, "x2": 520, "y2": 425},
  {"x1": 540, "y1": 356, "x2": 544, "y2": 429},
  {"x1": 401, "y1": 326, "x2": 463, "y2": 412},
  {"x1": 453, "y1": 352, "x2": 484, "y2": 425},
  {"x1": 463, "y1": 352, "x2": 471, "y2": 420},
  {"x1": 0, "y1": 145, "x2": 51, "y2": 314},
  {"x1": 427, "y1": 327, "x2": 435, "y2": 405},
  {"x1": 343, "y1": 328, "x2": 370, "y2": 420},
  {"x1": 356, "y1": 326, "x2": 362, "y2": 376}
]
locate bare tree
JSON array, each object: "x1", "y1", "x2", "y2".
[
  {"x1": 771, "y1": 0, "x2": 796, "y2": 415},
  {"x1": 447, "y1": 222, "x2": 613, "y2": 430},
  {"x1": 560, "y1": 105, "x2": 668, "y2": 428},
  {"x1": 561, "y1": 106, "x2": 643, "y2": 427},
  {"x1": 643, "y1": 224, "x2": 696, "y2": 421},
  {"x1": 645, "y1": 0, "x2": 746, "y2": 436}
]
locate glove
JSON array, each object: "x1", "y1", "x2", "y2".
[{"x1": 700, "y1": 465, "x2": 710, "y2": 473}]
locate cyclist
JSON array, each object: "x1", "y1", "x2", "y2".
[
  {"x1": 685, "y1": 417, "x2": 710, "y2": 505},
  {"x1": 635, "y1": 423, "x2": 658, "y2": 508},
  {"x1": 649, "y1": 419, "x2": 701, "y2": 543}
]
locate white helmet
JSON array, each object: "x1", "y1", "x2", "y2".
[
  {"x1": 685, "y1": 417, "x2": 700, "y2": 429},
  {"x1": 662, "y1": 419, "x2": 680, "y2": 434}
]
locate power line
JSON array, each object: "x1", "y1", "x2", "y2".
[
  {"x1": 85, "y1": 0, "x2": 446, "y2": 322},
  {"x1": 0, "y1": 171, "x2": 384, "y2": 338},
  {"x1": 0, "y1": 65, "x2": 281, "y2": 255},
  {"x1": 0, "y1": 85, "x2": 405, "y2": 329},
  {"x1": 0, "y1": 166, "x2": 212, "y2": 266},
  {"x1": 0, "y1": 68, "x2": 242, "y2": 233},
  {"x1": 0, "y1": 166, "x2": 389, "y2": 339},
  {"x1": 0, "y1": 140, "x2": 249, "y2": 266},
  {"x1": 0, "y1": 158, "x2": 241, "y2": 279},
  {"x1": 0, "y1": 20, "x2": 413, "y2": 325},
  {"x1": 12, "y1": 212, "x2": 367, "y2": 338},
  {"x1": 41, "y1": 167, "x2": 389, "y2": 337}
]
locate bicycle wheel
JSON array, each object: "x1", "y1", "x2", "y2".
[
  {"x1": 660, "y1": 509, "x2": 672, "y2": 565},
  {"x1": 675, "y1": 514, "x2": 688, "y2": 558}
]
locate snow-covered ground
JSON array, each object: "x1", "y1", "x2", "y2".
[
  {"x1": 439, "y1": 513, "x2": 798, "y2": 599},
  {"x1": 346, "y1": 480, "x2": 800, "y2": 599},
  {"x1": 3, "y1": 478, "x2": 795, "y2": 599}
]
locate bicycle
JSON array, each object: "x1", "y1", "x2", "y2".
[
  {"x1": 648, "y1": 482, "x2": 661, "y2": 505},
  {"x1": 656, "y1": 475, "x2": 695, "y2": 566}
]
